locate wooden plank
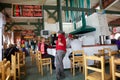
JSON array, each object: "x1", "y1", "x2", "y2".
[
  {"x1": 86, "y1": 56, "x2": 102, "y2": 61},
  {"x1": 87, "y1": 66, "x2": 102, "y2": 72}
]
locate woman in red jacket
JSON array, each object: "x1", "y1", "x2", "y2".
[{"x1": 38, "y1": 37, "x2": 55, "y2": 69}]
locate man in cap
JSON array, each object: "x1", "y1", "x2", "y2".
[{"x1": 56, "y1": 30, "x2": 66, "y2": 80}]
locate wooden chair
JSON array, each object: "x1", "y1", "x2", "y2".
[
  {"x1": 0, "y1": 58, "x2": 7, "y2": 65},
  {"x1": 35, "y1": 52, "x2": 39, "y2": 68},
  {"x1": 2, "y1": 61, "x2": 11, "y2": 80},
  {"x1": 94, "y1": 48, "x2": 111, "y2": 68},
  {"x1": 0, "y1": 58, "x2": 7, "y2": 80},
  {"x1": 84, "y1": 55, "x2": 111, "y2": 80},
  {"x1": 103, "y1": 48, "x2": 111, "y2": 63},
  {"x1": 110, "y1": 50, "x2": 120, "y2": 80},
  {"x1": 37, "y1": 51, "x2": 52, "y2": 76},
  {"x1": 29, "y1": 49, "x2": 35, "y2": 64},
  {"x1": 16, "y1": 52, "x2": 26, "y2": 80},
  {"x1": 10, "y1": 55, "x2": 16, "y2": 80},
  {"x1": 70, "y1": 50, "x2": 84, "y2": 76}
]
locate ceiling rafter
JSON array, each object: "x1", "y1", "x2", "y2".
[{"x1": 109, "y1": 18, "x2": 120, "y2": 26}]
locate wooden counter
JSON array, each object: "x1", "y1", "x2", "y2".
[{"x1": 82, "y1": 44, "x2": 117, "y2": 47}]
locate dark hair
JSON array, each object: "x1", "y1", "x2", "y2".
[{"x1": 58, "y1": 31, "x2": 65, "y2": 36}]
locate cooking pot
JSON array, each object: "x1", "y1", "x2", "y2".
[{"x1": 99, "y1": 35, "x2": 106, "y2": 45}]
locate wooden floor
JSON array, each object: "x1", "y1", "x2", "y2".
[{"x1": 21, "y1": 56, "x2": 85, "y2": 80}]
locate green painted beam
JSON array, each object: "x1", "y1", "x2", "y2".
[
  {"x1": 42, "y1": 10, "x2": 44, "y2": 30},
  {"x1": 65, "y1": 0, "x2": 69, "y2": 22},
  {"x1": 43, "y1": 5, "x2": 57, "y2": 10},
  {"x1": 86, "y1": 0, "x2": 91, "y2": 15},
  {"x1": 105, "y1": 10, "x2": 120, "y2": 14},
  {"x1": 70, "y1": 0, "x2": 76, "y2": 29},
  {"x1": 13, "y1": 22, "x2": 39, "y2": 25},
  {"x1": 57, "y1": 0, "x2": 63, "y2": 31},
  {"x1": 70, "y1": 0, "x2": 74, "y2": 22},
  {"x1": 45, "y1": 10, "x2": 57, "y2": 21},
  {"x1": 5, "y1": 23, "x2": 14, "y2": 31}
]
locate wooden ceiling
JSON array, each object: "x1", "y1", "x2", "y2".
[
  {"x1": 0, "y1": 0, "x2": 46, "y2": 5},
  {"x1": 0, "y1": 0, "x2": 120, "y2": 31}
]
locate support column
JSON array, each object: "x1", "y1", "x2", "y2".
[
  {"x1": 57, "y1": 0, "x2": 63, "y2": 31},
  {"x1": 86, "y1": 0, "x2": 91, "y2": 15},
  {"x1": 99, "y1": 0, "x2": 103, "y2": 9},
  {"x1": 80, "y1": 0, "x2": 86, "y2": 28},
  {"x1": 11, "y1": 31, "x2": 14, "y2": 44},
  {"x1": 65, "y1": 0, "x2": 69, "y2": 22},
  {"x1": 70, "y1": 0, "x2": 76, "y2": 29},
  {"x1": 0, "y1": 12, "x2": 5, "y2": 61},
  {"x1": 0, "y1": 27, "x2": 2, "y2": 61},
  {"x1": 70, "y1": 0, "x2": 74, "y2": 21},
  {"x1": 42, "y1": 9, "x2": 44, "y2": 30}
]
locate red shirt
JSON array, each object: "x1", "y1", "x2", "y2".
[{"x1": 56, "y1": 34, "x2": 66, "y2": 52}]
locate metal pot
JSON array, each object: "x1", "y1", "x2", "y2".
[{"x1": 99, "y1": 35, "x2": 106, "y2": 45}]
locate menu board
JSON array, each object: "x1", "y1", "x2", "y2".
[{"x1": 12, "y1": 4, "x2": 42, "y2": 18}]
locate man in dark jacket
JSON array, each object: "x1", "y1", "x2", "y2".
[{"x1": 4, "y1": 44, "x2": 19, "y2": 62}]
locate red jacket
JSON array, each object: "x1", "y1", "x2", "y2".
[
  {"x1": 38, "y1": 42, "x2": 48, "y2": 58},
  {"x1": 56, "y1": 34, "x2": 66, "y2": 52}
]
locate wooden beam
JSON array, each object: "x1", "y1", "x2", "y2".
[
  {"x1": 92, "y1": 2, "x2": 99, "y2": 8},
  {"x1": 102, "y1": 0, "x2": 116, "y2": 9},
  {"x1": 109, "y1": 18, "x2": 120, "y2": 26},
  {"x1": 0, "y1": 3, "x2": 120, "y2": 15}
]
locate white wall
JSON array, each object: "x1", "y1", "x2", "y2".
[
  {"x1": 45, "y1": 22, "x2": 59, "y2": 32},
  {"x1": 62, "y1": 23, "x2": 74, "y2": 33},
  {"x1": 86, "y1": 13, "x2": 110, "y2": 43},
  {"x1": 44, "y1": 13, "x2": 111, "y2": 44},
  {"x1": 45, "y1": 22, "x2": 74, "y2": 34},
  {"x1": 0, "y1": 12, "x2": 6, "y2": 61}
]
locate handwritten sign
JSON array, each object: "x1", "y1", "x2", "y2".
[{"x1": 12, "y1": 4, "x2": 42, "y2": 18}]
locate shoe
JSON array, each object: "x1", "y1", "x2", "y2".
[
  {"x1": 56, "y1": 77, "x2": 61, "y2": 80},
  {"x1": 60, "y1": 74, "x2": 65, "y2": 79},
  {"x1": 52, "y1": 67, "x2": 56, "y2": 70},
  {"x1": 52, "y1": 64, "x2": 56, "y2": 70},
  {"x1": 52, "y1": 66, "x2": 56, "y2": 70},
  {"x1": 61, "y1": 76, "x2": 65, "y2": 79}
]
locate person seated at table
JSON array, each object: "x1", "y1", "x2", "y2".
[
  {"x1": 115, "y1": 36, "x2": 120, "y2": 70},
  {"x1": 38, "y1": 37, "x2": 55, "y2": 69},
  {"x1": 116, "y1": 36, "x2": 120, "y2": 50},
  {"x1": 66, "y1": 34, "x2": 73, "y2": 48},
  {"x1": 68, "y1": 36, "x2": 83, "y2": 59},
  {"x1": 4, "y1": 44, "x2": 19, "y2": 62}
]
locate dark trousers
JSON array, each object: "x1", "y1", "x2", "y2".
[
  {"x1": 42, "y1": 54, "x2": 55, "y2": 69},
  {"x1": 56, "y1": 50, "x2": 66, "y2": 80},
  {"x1": 68, "y1": 52, "x2": 82, "y2": 60}
]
